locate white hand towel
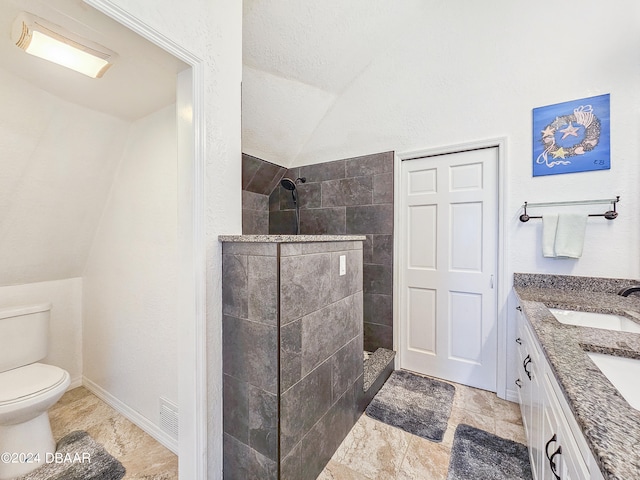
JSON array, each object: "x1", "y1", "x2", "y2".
[
  {"x1": 554, "y1": 213, "x2": 587, "y2": 258},
  {"x1": 542, "y1": 214, "x2": 558, "y2": 258}
]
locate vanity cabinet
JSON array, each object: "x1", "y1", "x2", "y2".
[{"x1": 515, "y1": 304, "x2": 604, "y2": 480}]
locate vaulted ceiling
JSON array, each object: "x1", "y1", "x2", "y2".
[{"x1": 241, "y1": 0, "x2": 440, "y2": 167}]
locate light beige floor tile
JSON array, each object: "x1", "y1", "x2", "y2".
[
  {"x1": 49, "y1": 387, "x2": 178, "y2": 480},
  {"x1": 396, "y1": 435, "x2": 450, "y2": 480},
  {"x1": 493, "y1": 397, "x2": 524, "y2": 426},
  {"x1": 495, "y1": 419, "x2": 527, "y2": 445},
  {"x1": 317, "y1": 460, "x2": 373, "y2": 480},
  {"x1": 331, "y1": 415, "x2": 411, "y2": 480}
]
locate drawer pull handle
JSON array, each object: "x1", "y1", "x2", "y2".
[
  {"x1": 515, "y1": 378, "x2": 522, "y2": 388},
  {"x1": 545, "y1": 434, "x2": 562, "y2": 480},
  {"x1": 516, "y1": 337, "x2": 522, "y2": 345},
  {"x1": 523, "y1": 354, "x2": 532, "y2": 380},
  {"x1": 516, "y1": 306, "x2": 522, "y2": 311}
]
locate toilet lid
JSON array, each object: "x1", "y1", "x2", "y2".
[{"x1": 0, "y1": 363, "x2": 67, "y2": 403}]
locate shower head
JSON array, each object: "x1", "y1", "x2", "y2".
[{"x1": 280, "y1": 178, "x2": 296, "y2": 190}]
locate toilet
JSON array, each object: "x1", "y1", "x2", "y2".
[{"x1": 0, "y1": 304, "x2": 70, "y2": 480}]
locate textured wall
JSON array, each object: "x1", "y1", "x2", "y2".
[
  {"x1": 221, "y1": 239, "x2": 363, "y2": 480},
  {"x1": 0, "y1": 67, "x2": 128, "y2": 287},
  {"x1": 102, "y1": 1, "x2": 243, "y2": 475},
  {"x1": 83, "y1": 105, "x2": 178, "y2": 433},
  {"x1": 270, "y1": 152, "x2": 394, "y2": 351}
]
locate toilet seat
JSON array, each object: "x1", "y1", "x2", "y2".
[{"x1": 0, "y1": 363, "x2": 68, "y2": 406}]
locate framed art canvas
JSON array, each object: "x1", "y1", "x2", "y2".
[{"x1": 532, "y1": 94, "x2": 610, "y2": 177}]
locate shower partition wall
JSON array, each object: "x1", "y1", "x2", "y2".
[{"x1": 220, "y1": 235, "x2": 365, "y2": 480}]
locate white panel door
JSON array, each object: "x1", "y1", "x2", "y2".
[{"x1": 399, "y1": 147, "x2": 498, "y2": 391}]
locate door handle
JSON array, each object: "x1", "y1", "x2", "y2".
[{"x1": 523, "y1": 354, "x2": 532, "y2": 380}]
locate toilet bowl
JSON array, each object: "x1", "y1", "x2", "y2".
[{"x1": 0, "y1": 304, "x2": 70, "y2": 480}]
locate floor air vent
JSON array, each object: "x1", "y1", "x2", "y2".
[{"x1": 160, "y1": 397, "x2": 179, "y2": 440}]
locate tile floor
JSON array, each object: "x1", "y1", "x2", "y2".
[
  {"x1": 48, "y1": 379, "x2": 524, "y2": 480},
  {"x1": 318, "y1": 376, "x2": 527, "y2": 480},
  {"x1": 49, "y1": 386, "x2": 178, "y2": 479}
]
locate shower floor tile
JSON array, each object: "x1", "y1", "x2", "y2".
[
  {"x1": 318, "y1": 375, "x2": 526, "y2": 480},
  {"x1": 49, "y1": 386, "x2": 178, "y2": 479}
]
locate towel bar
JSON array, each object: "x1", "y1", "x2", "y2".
[{"x1": 519, "y1": 196, "x2": 620, "y2": 222}]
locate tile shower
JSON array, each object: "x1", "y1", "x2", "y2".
[
  {"x1": 242, "y1": 151, "x2": 394, "y2": 352},
  {"x1": 221, "y1": 237, "x2": 365, "y2": 479}
]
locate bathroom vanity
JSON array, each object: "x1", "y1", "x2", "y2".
[
  {"x1": 513, "y1": 274, "x2": 640, "y2": 480},
  {"x1": 219, "y1": 235, "x2": 365, "y2": 480}
]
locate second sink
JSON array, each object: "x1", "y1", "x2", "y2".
[{"x1": 549, "y1": 308, "x2": 640, "y2": 333}]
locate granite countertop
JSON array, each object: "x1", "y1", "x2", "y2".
[
  {"x1": 218, "y1": 234, "x2": 366, "y2": 243},
  {"x1": 513, "y1": 274, "x2": 640, "y2": 480}
]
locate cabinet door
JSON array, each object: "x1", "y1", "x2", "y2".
[{"x1": 542, "y1": 371, "x2": 590, "y2": 480}]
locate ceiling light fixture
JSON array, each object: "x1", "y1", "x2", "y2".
[{"x1": 12, "y1": 12, "x2": 117, "y2": 79}]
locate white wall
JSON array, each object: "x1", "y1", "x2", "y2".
[
  {"x1": 96, "y1": 1, "x2": 243, "y2": 476},
  {"x1": 83, "y1": 104, "x2": 178, "y2": 435},
  {"x1": 0, "y1": 67, "x2": 129, "y2": 286},
  {"x1": 273, "y1": 1, "x2": 640, "y2": 280},
  {"x1": 0, "y1": 278, "x2": 83, "y2": 386}
]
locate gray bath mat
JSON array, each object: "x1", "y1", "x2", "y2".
[
  {"x1": 15, "y1": 430, "x2": 125, "y2": 480},
  {"x1": 365, "y1": 369, "x2": 455, "y2": 442},
  {"x1": 447, "y1": 424, "x2": 532, "y2": 480}
]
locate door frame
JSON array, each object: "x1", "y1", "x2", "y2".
[
  {"x1": 84, "y1": 1, "x2": 207, "y2": 477},
  {"x1": 394, "y1": 137, "x2": 509, "y2": 398}
]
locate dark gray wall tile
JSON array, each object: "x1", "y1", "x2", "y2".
[
  {"x1": 299, "y1": 207, "x2": 346, "y2": 234},
  {"x1": 362, "y1": 235, "x2": 373, "y2": 264},
  {"x1": 364, "y1": 293, "x2": 393, "y2": 327},
  {"x1": 223, "y1": 374, "x2": 248, "y2": 443},
  {"x1": 372, "y1": 234, "x2": 394, "y2": 266},
  {"x1": 281, "y1": 319, "x2": 302, "y2": 392},
  {"x1": 331, "y1": 336, "x2": 363, "y2": 403},
  {"x1": 277, "y1": 182, "x2": 321, "y2": 210},
  {"x1": 364, "y1": 322, "x2": 393, "y2": 351},
  {"x1": 248, "y1": 256, "x2": 277, "y2": 325},
  {"x1": 300, "y1": 159, "x2": 345, "y2": 182},
  {"x1": 372, "y1": 172, "x2": 393, "y2": 204},
  {"x1": 345, "y1": 204, "x2": 393, "y2": 234},
  {"x1": 363, "y1": 264, "x2": 393, "y2": 295},
  {"x1": 269, "y1": 210, "x2": 297, "y2": 235},
  {"x1": 246, "y1": 161, "x2": 287, "y2": 196},
  {"x1": 329, "y1": 249, "x2": 363, "y2": 304},
  {"x1": 280, "y1": 253, "x2": 332, "y2": 324},
  {"x1": 280, "y1": 360, "x2": 332, "y2": 458},
  {"x1": 345, "y1": 151, "x2": 393, "y2": 177},
  {"x1": 223, "y1": 242, "x2": 277, "y2": 256},
  {"x1": 242, "y1": 154, "x2": 263, "y2": 190},
  {"x1": 299, "y1": 388, "x2": 357, "y2": 480},
  {"x1": 280, "y1": 442, "x2": 302, "y2": 480},
  {"x1": 321, "y1": 176, "x2": 373, "y2": 207},
  {"x1": 222, "y1": 255, "x2": 247, "y2": 318},
  {"x1": 242, "y1": 209, "x2": 269, "y2": 235},
  {"x1": 223, "y1": 433, "x2": 277, "y2": 480},
  {"x1": 222, "y1": 315, "x2": 278, "y2": 394},
  {"x1": 242, "y1": 190, "x2": 269, "y2": 211},
  {"x1": 249, "y1": 386, "x2": 278, "y2": 461}
]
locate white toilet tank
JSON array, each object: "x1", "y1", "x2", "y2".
[{"x1": 0, "y1": 304, "x2": 51, "y2": 374}]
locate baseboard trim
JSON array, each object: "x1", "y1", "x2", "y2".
[
  {"x1": 68, "y1": 375, "x2": 83, "y2": 390},
  {"x1": 82, "y1": 376, "x2": 178, "y2": 454},
  {"x1": 505, "y1": 388, "x2": 520, "y2": 404}
]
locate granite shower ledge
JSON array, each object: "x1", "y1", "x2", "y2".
[
  {"x1": 514, "y1": 280, "x2": 640, "y2": 480},
  {"x1": 219, "y1": 234, "x2": 366, "y2": 242}
]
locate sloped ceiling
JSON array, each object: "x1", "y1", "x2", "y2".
[
  {"x1": 0, "y1": 0, "x2": 186, "y2": 121},
  {"x1": 242, "y1": 0, "x2": 435, "y2": 167},
  {"x1": 0, "y1": 0, "x2": 183, "y2": 286}
]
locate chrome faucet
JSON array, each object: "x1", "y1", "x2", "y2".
[{"x1": 617, "y1": 285, "x2": 640, "y2": 297}]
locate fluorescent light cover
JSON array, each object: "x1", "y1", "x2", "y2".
[{"x1": 12, "y1": 12, "x2": 116, "y2": 78}]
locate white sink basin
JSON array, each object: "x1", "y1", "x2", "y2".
[
  {"x1": 549, "y1": 308, "x2": 640, "y2": 333},
  {"x1": 587, "y1": 352, "x2": 640, "y2": 410}
]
